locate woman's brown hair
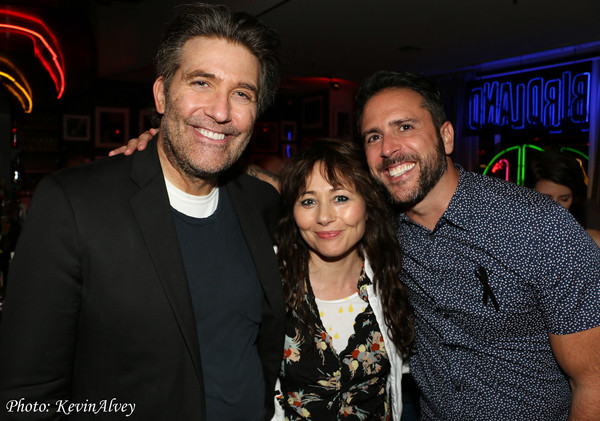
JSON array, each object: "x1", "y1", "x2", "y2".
[{"x1": 275, "y1": 138, "x2": 413, "y2": 355}]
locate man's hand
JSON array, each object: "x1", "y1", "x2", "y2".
[{"x1": 108, "y1": 128, "x2": 158, "y2": 156}]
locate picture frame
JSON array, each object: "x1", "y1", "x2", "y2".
[
  {"x1": 280, "y1": 121, "x2": 297, "y2": 142},
  {"x1": 63, "y1": 114, "x2": 90, "y2": 141},
  {"x1": 252, "y1": 121, "x2": 279, "y2": 153},
  {"x1": 334, "y1": 108, "x2": 352, "y2": 138},
  {"x1": 139, "y1": 108, "x2": 157, "y2": 133},
  {"x1": 302, "y1": 96, "x2": 323, "y2": 129},
  {"x1": 95, "y1": 107, "x2": 130, "y2": 148}
]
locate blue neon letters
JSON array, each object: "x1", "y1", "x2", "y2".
[{"x1": 468, "y1": 71, "x2": 590, "y2": 133}]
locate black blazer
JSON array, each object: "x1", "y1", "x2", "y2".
[{"x1": 0, "y1": 139, "x2": 284, "y2": 420}]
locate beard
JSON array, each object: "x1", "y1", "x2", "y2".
[
  {"x1": 378, "y1": 136, "x2": 447, "y2": 209},
  {"x1": 160, "y1": 100, "x2": 249, "y2": 181}
]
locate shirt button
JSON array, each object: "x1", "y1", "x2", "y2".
[
  {"x1": 455, "y1": 385, "x2": 462, "y2": 392},
  {"x1": 443, "y1": 313, "x2": 450, "y2": 319}
]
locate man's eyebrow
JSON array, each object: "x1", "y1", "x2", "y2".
[
  {"x1": 361, "y1": 128, "x2": 381, "y2": 138},
  {"x1": 184, "y1": 70, "x2": 258, "y2": 95},
  {"x1": 361, "y1": 117, "x2": 420, "y2": 138},
  {"x1": 239, "y1": 82, "x2": 259, "y2": 95},
  {"x1": 184, "y1": 70, "x2": 217, "y2": 81},
  {"x1": 390, "y1": 117, "x2": 418, "y2": 126}
]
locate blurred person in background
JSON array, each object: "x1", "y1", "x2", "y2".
[{"x1": 528, "y1": 149, "x2": 600, "y2": 246}]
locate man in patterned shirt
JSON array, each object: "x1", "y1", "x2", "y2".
[{"x1": 356, "y1": 71, "x2": 600, "y2": 420}]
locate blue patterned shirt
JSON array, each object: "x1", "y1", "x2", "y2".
[{"x1": 399, "y1": 166, "x2": 600, "y2": 421}]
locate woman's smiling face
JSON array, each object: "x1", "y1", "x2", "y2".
[{"x1": 293, "y1": 162, "x2": 367, "y2": 263}]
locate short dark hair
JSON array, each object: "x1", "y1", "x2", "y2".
[
  {"x1": 528, "y1": 150, "x2": 588, "y2": 225},
  {"x1": 275, "y1": 138, "x2": 413, "y2": 356},
  {"x1": 528, "y1": 150, "x2": 588, "y2": 199},
  {"x1": 155, "y1": 3, "x2": 281, "y2": 113},
  {"x1": 356, "y1": 71, "x2": 446, "y2": 134}
]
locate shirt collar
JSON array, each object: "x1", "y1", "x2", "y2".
[{"x1": 398, "y1": 164, "x2": 475, "y2": 232}]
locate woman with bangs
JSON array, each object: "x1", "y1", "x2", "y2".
[{"x1": 273, "y1": 138, "x2": 413, "y2": 420}]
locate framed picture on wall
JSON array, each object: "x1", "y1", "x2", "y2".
[
  {"x1": 63, "y1": 114, "x2": 90, "y2": 141},
  {"x1": 302, "y1": 96, "x2": 323, "y2": 129},
  {"x1": 334, "y1": 108, "x2": 352, "y2": 138},
  {"x1": 95, "y1": 107, "x2": 130, "y2": 148},
  {"x1": 139, "y1": 108, "x2": 158, "y2": 133},
  {"x1": 252, "y1": 122, "x2": 279, "y2": 153}
]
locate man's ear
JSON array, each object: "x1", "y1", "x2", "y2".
[
  {"x1": 153, "y1": 77, "x2": 166, "y2": 114},
  {"x1": 440, "y1": 121, "x2": 455, "y2": 155}
]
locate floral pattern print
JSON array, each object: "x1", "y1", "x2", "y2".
[{"x1": 279, "y1": 267, "x2": 391, "y2": 420}]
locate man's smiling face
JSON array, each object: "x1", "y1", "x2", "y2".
[
  {"x1": 154, "y1": 36, "x2": 260, "y2": 181},
  {"x1": 360, "y1": 87, "x2": 450, "y2": 207}
]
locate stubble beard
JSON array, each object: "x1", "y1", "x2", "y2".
[
  {"x1": 378, "y1": 136, "x2": 447, "y2": 209},
  {"x1": 160, "y1": 101, "x2": 249, "y2": 181}
]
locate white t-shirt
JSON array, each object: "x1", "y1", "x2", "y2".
[
  {"x1": 164, "y1": 176, "x2": 218, "y2": 217},
  {"x1": 315, "y1": 292, "x2": 366, "y2": 352}
]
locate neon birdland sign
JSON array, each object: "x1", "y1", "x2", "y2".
[{"x1": 467, "y1": 64, "x2": 591, "y2": 134}]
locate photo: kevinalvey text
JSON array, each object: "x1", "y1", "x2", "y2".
[{"x1": 5, "y1": 398, "x2": 136, "y2": 417}]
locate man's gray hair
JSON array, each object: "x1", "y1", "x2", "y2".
[{"x1": 155, "y1": 3, "x2": 281, "y2": 114}]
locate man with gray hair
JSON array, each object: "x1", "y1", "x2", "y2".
[{"x1": 0, "y1": 4, "x2": 284, "y2": 420}]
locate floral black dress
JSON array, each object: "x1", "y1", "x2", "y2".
[{"x1": 278, "y1": 268, "x2": 391, "y2": 420}]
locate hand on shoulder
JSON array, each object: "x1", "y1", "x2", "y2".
[{"x1": 108, "y1": 128, "x2": 158, "y2": 156}]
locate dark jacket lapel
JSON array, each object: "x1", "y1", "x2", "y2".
[
  {"x1": 128, "y1": 139, "x2": 204, "y2": 385},
  {"x1": 226, "y1": 178, "x2": 282, "y2": 310}
]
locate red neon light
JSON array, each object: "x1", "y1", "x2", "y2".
[
  {"x1": 0, "y1": 9, "x2": 65, "y2": 99},
  {"x1": 0, "y1": 9, "x2": 64, "y2": 67},
  {"x1": 491, "y1": 159, "x2": 510, "y2": 182},
  {"x1": 0, "y1": 23, "x2": 65, "y2": 98}
]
